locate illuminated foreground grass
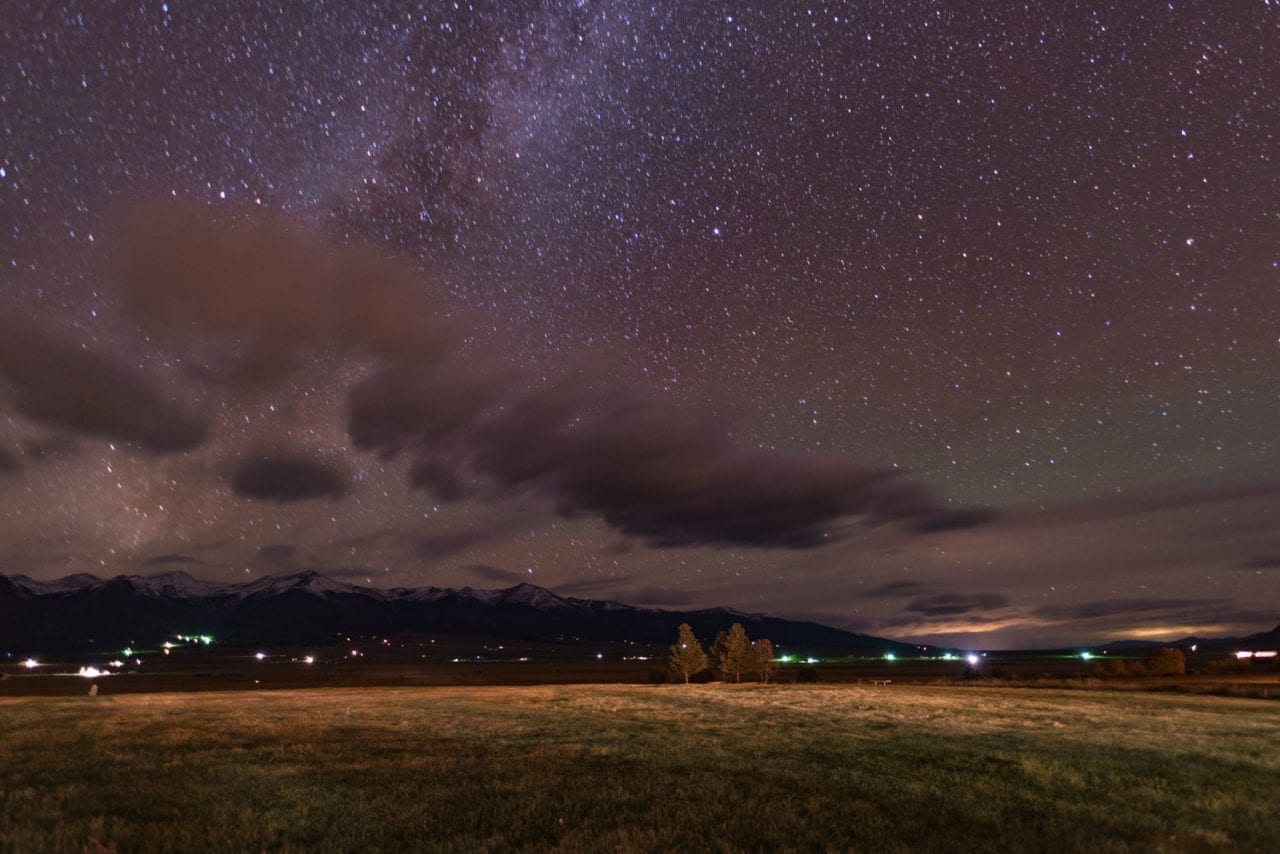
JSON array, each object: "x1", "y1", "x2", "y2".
[{"x1": 1, "y1": 685, "x2": 1277, "y2": 852}]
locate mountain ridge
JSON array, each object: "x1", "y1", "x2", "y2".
[{"x1": 0, "y1": 569, "x2": 923, "y2": 656}]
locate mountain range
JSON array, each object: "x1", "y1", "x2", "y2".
[{"x1": 0, "y1": 570, "x2": 928, "y2": 656}]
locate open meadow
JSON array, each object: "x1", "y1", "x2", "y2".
[{"x1": 1, "y1": 683, "x2": 1277, "y2": 852}]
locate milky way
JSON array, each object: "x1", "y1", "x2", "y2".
[{"x1": 1, "y1": 2, "x2": 1277, "y2": 647}]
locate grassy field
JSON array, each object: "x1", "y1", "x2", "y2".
[{"x1": 1, "y1": 684, "x2": 1277, "y2": 852}]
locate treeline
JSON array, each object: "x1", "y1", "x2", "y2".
[
  {"x1": 1090, "y1": 647, "x2": 1266, "y2": 678},
  {"x1": 1088, "y1": 647, "x2": 1185, "y2": 677},
  {"x1": 667, "y1": 622, "x2": 780, "y2": 684}
]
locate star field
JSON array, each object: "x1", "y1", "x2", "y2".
[{"x1": 1, "y1": 1, "x2": 1278, "y2": 647}]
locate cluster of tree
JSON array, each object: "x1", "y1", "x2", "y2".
[
  {"x1": 668, "y1": 623, "x2": 780, "y2": 684},
  {"x1": 1088, "y1": 647, "x2": 1186, "y2": 678},
  {"x1": 1202, "y1": 655, "x2": 1252, "y2": 675}
]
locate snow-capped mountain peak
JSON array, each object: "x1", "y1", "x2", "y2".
[
  {"x1": 498, "y1": 583, "x2": 570, "y2": 610},
  {"x1": 235, "y1": 570, "x2": 363, "y2": 599},
  {"x1": 10, "y1": 573, "x2": 104, "y2": 595},
  {"x1": 119, "y1": 571, "x2": 230, "y2": 598}
]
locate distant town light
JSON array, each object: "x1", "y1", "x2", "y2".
[
  {"x1": 254, "y1": 652, "x2": 266, "y2": 661},
  {"x1": 77, "y1": 666, "x2": 104, "y2": 678},
  {"x1": 22, "y1": 658, "x2": 38, "y2": 669},
  {"x1": 883, "y1": 653, "x2": 895, "y2": 661},
  {"x1": 966, "y1": 654, "x2": 980, "y2": 666},
  {"x1": 303, "y1": 655, "x2": 315, "y2": 665},
  {"x1": 1080, "y1": 652, "x2": 1092, "y2": 660}
]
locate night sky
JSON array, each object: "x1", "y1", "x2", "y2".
[{"x1": 2, "y1": 1, "x2": 1278, "y2": 648}]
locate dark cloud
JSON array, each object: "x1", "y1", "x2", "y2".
[
  {"x1": 231, "y1": 453, "x2": 348, "y2": 502},
  {"x1": 862, "y1": 580, "x2": 934, "y2": 598},
  {"x1": 333, "y1": 528, "x2": 411, "y2": 551},
  {"x1": 910, "y1": 507, "x2": 998, "y2": 534},
  {"x1": 627, "y1": 586, "x2": 699, "y2": 607},
  {"x1": 1020, "y1": 480, "x2": 1280, "y2": 529},
  {"x1": 417, "y1": 527, "x2": 498, "y2": 561},
  {"x1": 114, "y1": 201, "x2": 454, "y2": 379},
  {"x1": 363, "y1": 375, "x2": 961, "y2": 549},
  {"x1": 551, "y1": 574, "x2": 638, "y2": 598},
  {"x1": 466, "y1": 564, "x2": 526, "y2": 585},
  {"x1": 1032, "y1": 598, "x2": 1228, "y2": 621},
  {"x1": 142, "y1": 554, "x2": 207, "y2": 566},
  {"x1": 258, "y1": 544, "x2": 297, "y2": 567},
  {"x1": 0, "y1": 319, "x2": 208, "y2": 453},
  {"x1": 116, "y1": 203, "x2": 977, "y2": 549},
  {"x1": 21, "y1": 434, "x2": 79, "y2": 462},
  {"x1": 464, "y1": 387, "x2": 947, "y2": 548},
  {"x1": 346, "y1": 358, "x2": 502, "y2": 456},
  {"x1": 1239, "y1": 556, "x2": 1280, "y2": 570},
  {"x1": 408, "y1": 458, "x2": 469, "y2": 501},
  {"x1": 906, "y1": 593, "x2": 1009, "y2": 617}
]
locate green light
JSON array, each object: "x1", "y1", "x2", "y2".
[
  {"x1": 884, "y1": 653, "x2": 896, "y2": 661},
  {"x1": 1080, "y1": 652, "x2": 1092, "y2": 660}
]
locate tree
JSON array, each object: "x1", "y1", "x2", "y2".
[
  {"x1": 713, "y1": 623, "x2": 752, "y2": 683},
  {"x1": 1143, "y1": 647, "x2": 1186, "y2": 676},
  {"x1": 668, "y1": 623, "x2": 709, "y2": 684},
  {"x1": 751, "y1": 638, "x2": 779, "y2": 684}
]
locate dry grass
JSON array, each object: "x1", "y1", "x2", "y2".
[{"x1": 1, "y1": 683, "x2": 1277, "y2": 852}]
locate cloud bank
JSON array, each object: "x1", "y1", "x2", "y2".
[
  {"x1": 231, "y1": 453, "x2": 348, "y2": 502},
  {"x1": 0, "y1": 319, "x2": 208, "y2": 453},
  {"x1": 106, "y1": 201, "x2": 978, "y2": 547}
]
